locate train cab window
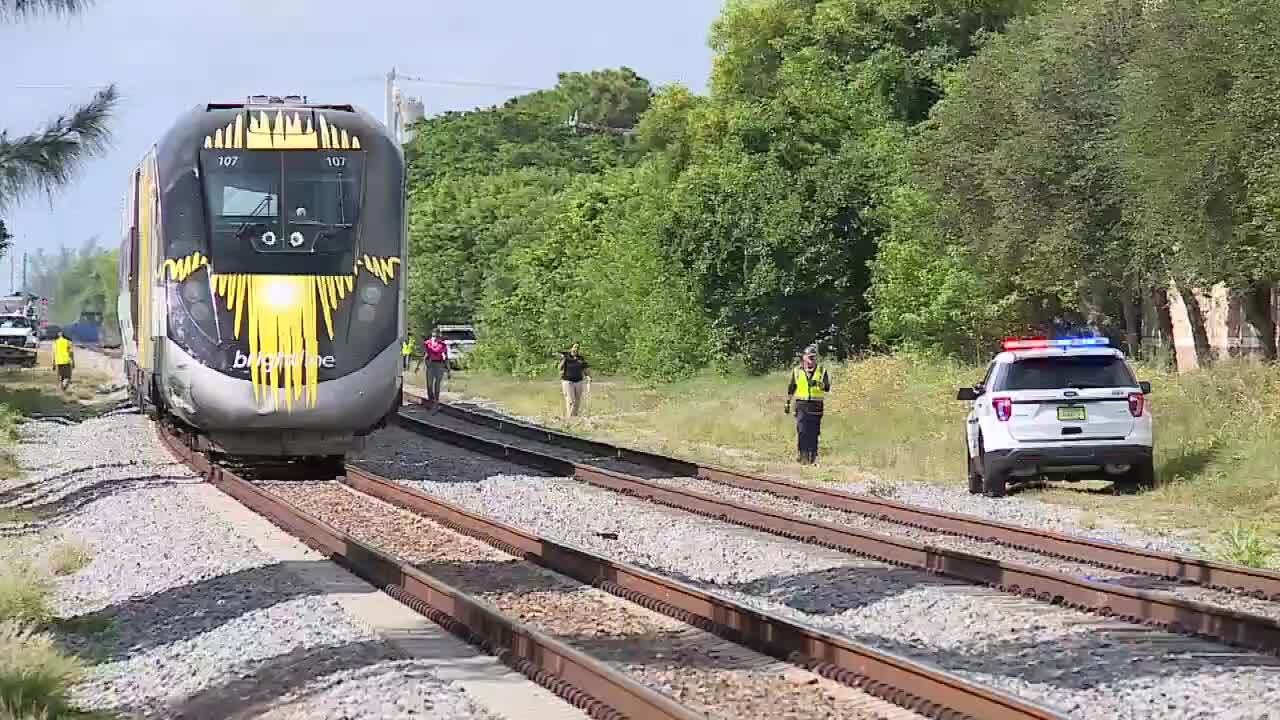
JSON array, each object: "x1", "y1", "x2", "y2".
[
  {"x1": 200, "y1": 149, "x2": 363, "y2": 276},
  {"x1": 282, "y1": 151, "x2": 363, "y2": 259}
]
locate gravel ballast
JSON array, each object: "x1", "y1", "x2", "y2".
[
  {"x1": 412, "y1": 399, "x2": 1205, "y2": 556},
  {"x1": 353, "y1": 426, "x2": 1280, "y2": 720},
  {"x1": 2, "y1": 413, "x2": 502, "y2": 720},
  {"x1": 403, "y1": 405, "x2": 1278, "y2": 618},
  {"x1": 266, "y1": 480, "x2": 918, "y2": 720}
]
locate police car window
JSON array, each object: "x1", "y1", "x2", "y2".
[
  {"x1": 979, "y1": 362, "x2": 996, "y2": 389},
  {"x1": 1000, "y1": 356, "x2": 1136, "y2": 391},
  {"x1": 1, "y1": 317, "x2": 30, "y2": 329}
]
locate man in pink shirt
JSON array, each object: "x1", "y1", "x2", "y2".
[{"x1": 422, "y1": 328, "x2": 450, "y2": 411}]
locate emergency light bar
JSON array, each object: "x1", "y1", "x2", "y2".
[{"x1": 1002, "y1": 337, "x2": 1109, "y2": 351}]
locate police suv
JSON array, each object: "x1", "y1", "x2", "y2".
[{"x1": 957, "y1": 337, "x2": 1154, "y2": 498}]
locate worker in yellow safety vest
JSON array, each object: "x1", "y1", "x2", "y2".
[
  {"x1": 784, "y1": 345, "x2": 831, "y2": 464},
  {"x1": 52, "y1": 330, "x2": 75, "y2": 392},
  {"x1": 402, "y1": 333, "x2": 413, "y2": 371}
]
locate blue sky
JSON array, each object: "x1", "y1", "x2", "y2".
[{"x1": 0, "y1": 0, "x2": 722, "y2": 292}]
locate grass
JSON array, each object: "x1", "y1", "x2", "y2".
[
  {"x1": 0, "y1": 352, "x2": 113, "y2": 481},
  {"x1": 444, "y1": 354, "x2": 1280, "y2": 558},
  {"x1": 0, "y1": 355, "x2": 110, "y2": 719},
  {"x1": 0, "y1": 622, "x2": 86, "y2": 720},
  {"x1": 0, "y1": 350, "x2": 112, "y2": 417},
  {"x1": 45, "y1": 544, "x2": 91, "y2": 579},
  {"x1": 1202, "y1": 523, "x2": 1276, "y2": 568},
  {"x1": 0, "y1": 562, "x2": 53, "y2": 628},
  {"x1": 0, "y1": 556, "x2": 101, "y2": 719}
]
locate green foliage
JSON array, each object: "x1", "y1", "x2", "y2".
[
  {"x1": 0, "y1": 621, "x2": 85, "y2": 720},
  {"x1": 26, "y1": 240, "x2": 117, "y2": 327},
  {"x1": 872, "y1": 0, "x2": 1280, "y2": 359},
  {"x1": 475, "y1": 166, "x2": 712, "y2": 381},
  {"x1": 408, "y1": 0, "x2": 1280, "y2": 376},
  {"x1": 0, "y1": 563, "x2": 51, "y2": 628}
]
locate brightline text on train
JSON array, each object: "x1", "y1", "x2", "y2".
[{"x1": 232, "y1": 350, "x2": 337, "y2": 371}]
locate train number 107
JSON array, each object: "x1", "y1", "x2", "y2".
[
  {"x1": 326, "y1": 156, "x2": 347, "y2": 168},
  {"x1": 217, "y1": 156, "x2": 239, "y2": 168}
]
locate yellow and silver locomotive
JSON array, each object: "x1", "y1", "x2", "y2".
[{"x1": 118, "y1": 95, "x2": 406, "y2": 459}]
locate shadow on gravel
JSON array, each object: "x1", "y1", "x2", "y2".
[
  {"x1": 62, "y1": 561, "x2": 347, "y2": 664},
  {"x1": 350, "y1": 427, "x2": 555, "y2": 485},
  {"x1": 141, "y1": 639, "x2": 406, "y2": 720},
  {"x1": 0, "y1": 461, "x2": 159, "y2": 505},
  {"x1": 0, "y1": 475, "x2": 192, "y2": 536},
  {"x1": 397, "y1": 406, "x2": 678, "y2": 480},
  {"x1": 720, "y1": 564, "x2": 965, "y2": 615}
]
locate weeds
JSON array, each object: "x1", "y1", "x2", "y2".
[
  {"x1": 0, "y1": 622, "x2": 84, "y2": 720},
  {"x1": 46, "y1": 544, "x2": 91, "y2": 578},
  {"x1": 1205, "y1": 523, "x2": 1277, "y2": 568},
  {"x1": 0, "y1": 563, "x2": 52, "y2": 628}
]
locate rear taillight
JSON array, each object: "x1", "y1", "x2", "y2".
[
  {"x1": 992, "y1": 396, "x2": 1013, "y2": 421},
  {"x1": 1128, "y1": 392, "x2": 1145, "y2": 417}
]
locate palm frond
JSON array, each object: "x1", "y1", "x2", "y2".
[
  {"x1": 0, "y1": 0, "x2": 93, "y2": 22},
  {"x1": 0, "y1": 83, "x2": 119, "y2": 210}
]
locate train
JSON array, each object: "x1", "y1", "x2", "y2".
[{"x1": 117, "y1": 94, "x2": 407, "y2": 460}]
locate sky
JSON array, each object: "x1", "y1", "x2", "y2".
[{"x1": 0, "y1": 0, "x2": 723, "y2": 293}]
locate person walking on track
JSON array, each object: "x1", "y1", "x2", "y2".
[
  {"x1": 52, "y1": 330, "x2": 75, "y2": 392},
  {"x1": 422, "y1": 328, "x2": 450, "y2": 411},
  {"x1": 402, "y1": 333, "x2": 413, "y2": 372},
  {"x1": 558, "y1": 342, "x2": 590, "y2": 418},
  {"x1": 785, "y1": 345, "x2": 831, "y2": 465}
]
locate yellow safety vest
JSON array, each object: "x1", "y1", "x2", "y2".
[
  {"x1": 793, "y1": 366, "x2": 826, "y2": 401},
  {"x1": 53, "y1": 338, "x2": 73, "y2": 366},
  {"x1": 402, "y1": 341, "x2": 412, "y2": 356}
]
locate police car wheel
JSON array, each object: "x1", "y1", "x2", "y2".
[
  {"x1": 978, "y1": 436, "x2": 1008, "y2": 498},
  {"x1": 1113, "y1": 458, "x2": 1155, "y2": 494},
  {"x1": 966, "y1": 440, "x2": 983, "y2": 495}
]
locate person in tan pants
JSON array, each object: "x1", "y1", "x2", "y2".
[{"x1": 558, "y1": 343, "x2": 589, "y2": 417}]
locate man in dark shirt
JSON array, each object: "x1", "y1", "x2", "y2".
[
  {"x1": 558, "y1": 343, "x2": 589, "y2": 417},
  {"x1": 785, "y1": 345, "x2": 831, "y2": 464}
]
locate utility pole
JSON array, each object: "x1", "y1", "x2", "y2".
[
  {"x1": 385, "y1": 66, "x2": 397, "y2": 137},
  {"x1": 21, "y1": 252, "x2": 27, "y2": 293}
]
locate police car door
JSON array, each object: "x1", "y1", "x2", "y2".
[{"x1": 966, "y1": 362, "x2": 997, "y2": 457}]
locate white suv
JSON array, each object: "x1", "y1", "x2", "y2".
[{"x1": 957, "y1": 337, "x2": 1154, "y2": 497}]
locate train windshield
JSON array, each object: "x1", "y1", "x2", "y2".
[{"x1": 201, "y1": 150, "x2": 364, "y2": 275}]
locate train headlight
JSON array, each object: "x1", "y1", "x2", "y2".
[
  {"x1": 360, "y1": 284, "x2": 381, "y2": 305},
  {"x1": 261, "y1": 277, "x2": 300, "y2": 310}
]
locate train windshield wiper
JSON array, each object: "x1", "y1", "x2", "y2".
[{"x1": 235, "y1": 195, "x2": 277, "y2": 238}]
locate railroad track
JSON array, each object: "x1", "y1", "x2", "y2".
[
  {"x1": 398, "y1": 389, "x2": 1280, "y2": 655},
  {"x1": 156, "y1": 420, "x2": 1062, "y2": 720}
]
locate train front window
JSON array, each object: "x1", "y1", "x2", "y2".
[
  {"x1": 200, "y1": 149, "x2": 363, "y2": 275},
  {"x1": 282, "y1": 152, "x2": 363, "y2": 259}
]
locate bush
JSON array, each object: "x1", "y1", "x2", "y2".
[
  {"x1": 0, "y1": 622, "x2": 84, "y2": 720},
  {"x1": 0, "y1": 564, "x2": 52, "y2": 629}
]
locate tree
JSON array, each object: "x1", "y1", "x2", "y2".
[
  {"x1": 0, "y1": 219, "x2": 11, "y2": 259},
  {"x1": 1120, "y1": 0, "x2": 1280, "y2": 361},
  {"x1": 0, "y1": 0, "x2": 118, "y2": 211}
]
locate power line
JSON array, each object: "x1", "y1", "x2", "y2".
[{"x1": 352, "y1": 73, "x2": 542, "y2": 93}]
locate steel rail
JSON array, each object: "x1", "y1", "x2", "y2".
[
  {"x1": 155, "y1": 422, "x2": 702, "y2": 720},
  {"x1": 394, "y1": 407, "x2": 1280, "y2": 655},
  {"x1": 343, "y1": 464, "x2": 1065, "y2": 720},
  {"x1": 404, "y1": 388, "x2": 1280, "y2": 600}
]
